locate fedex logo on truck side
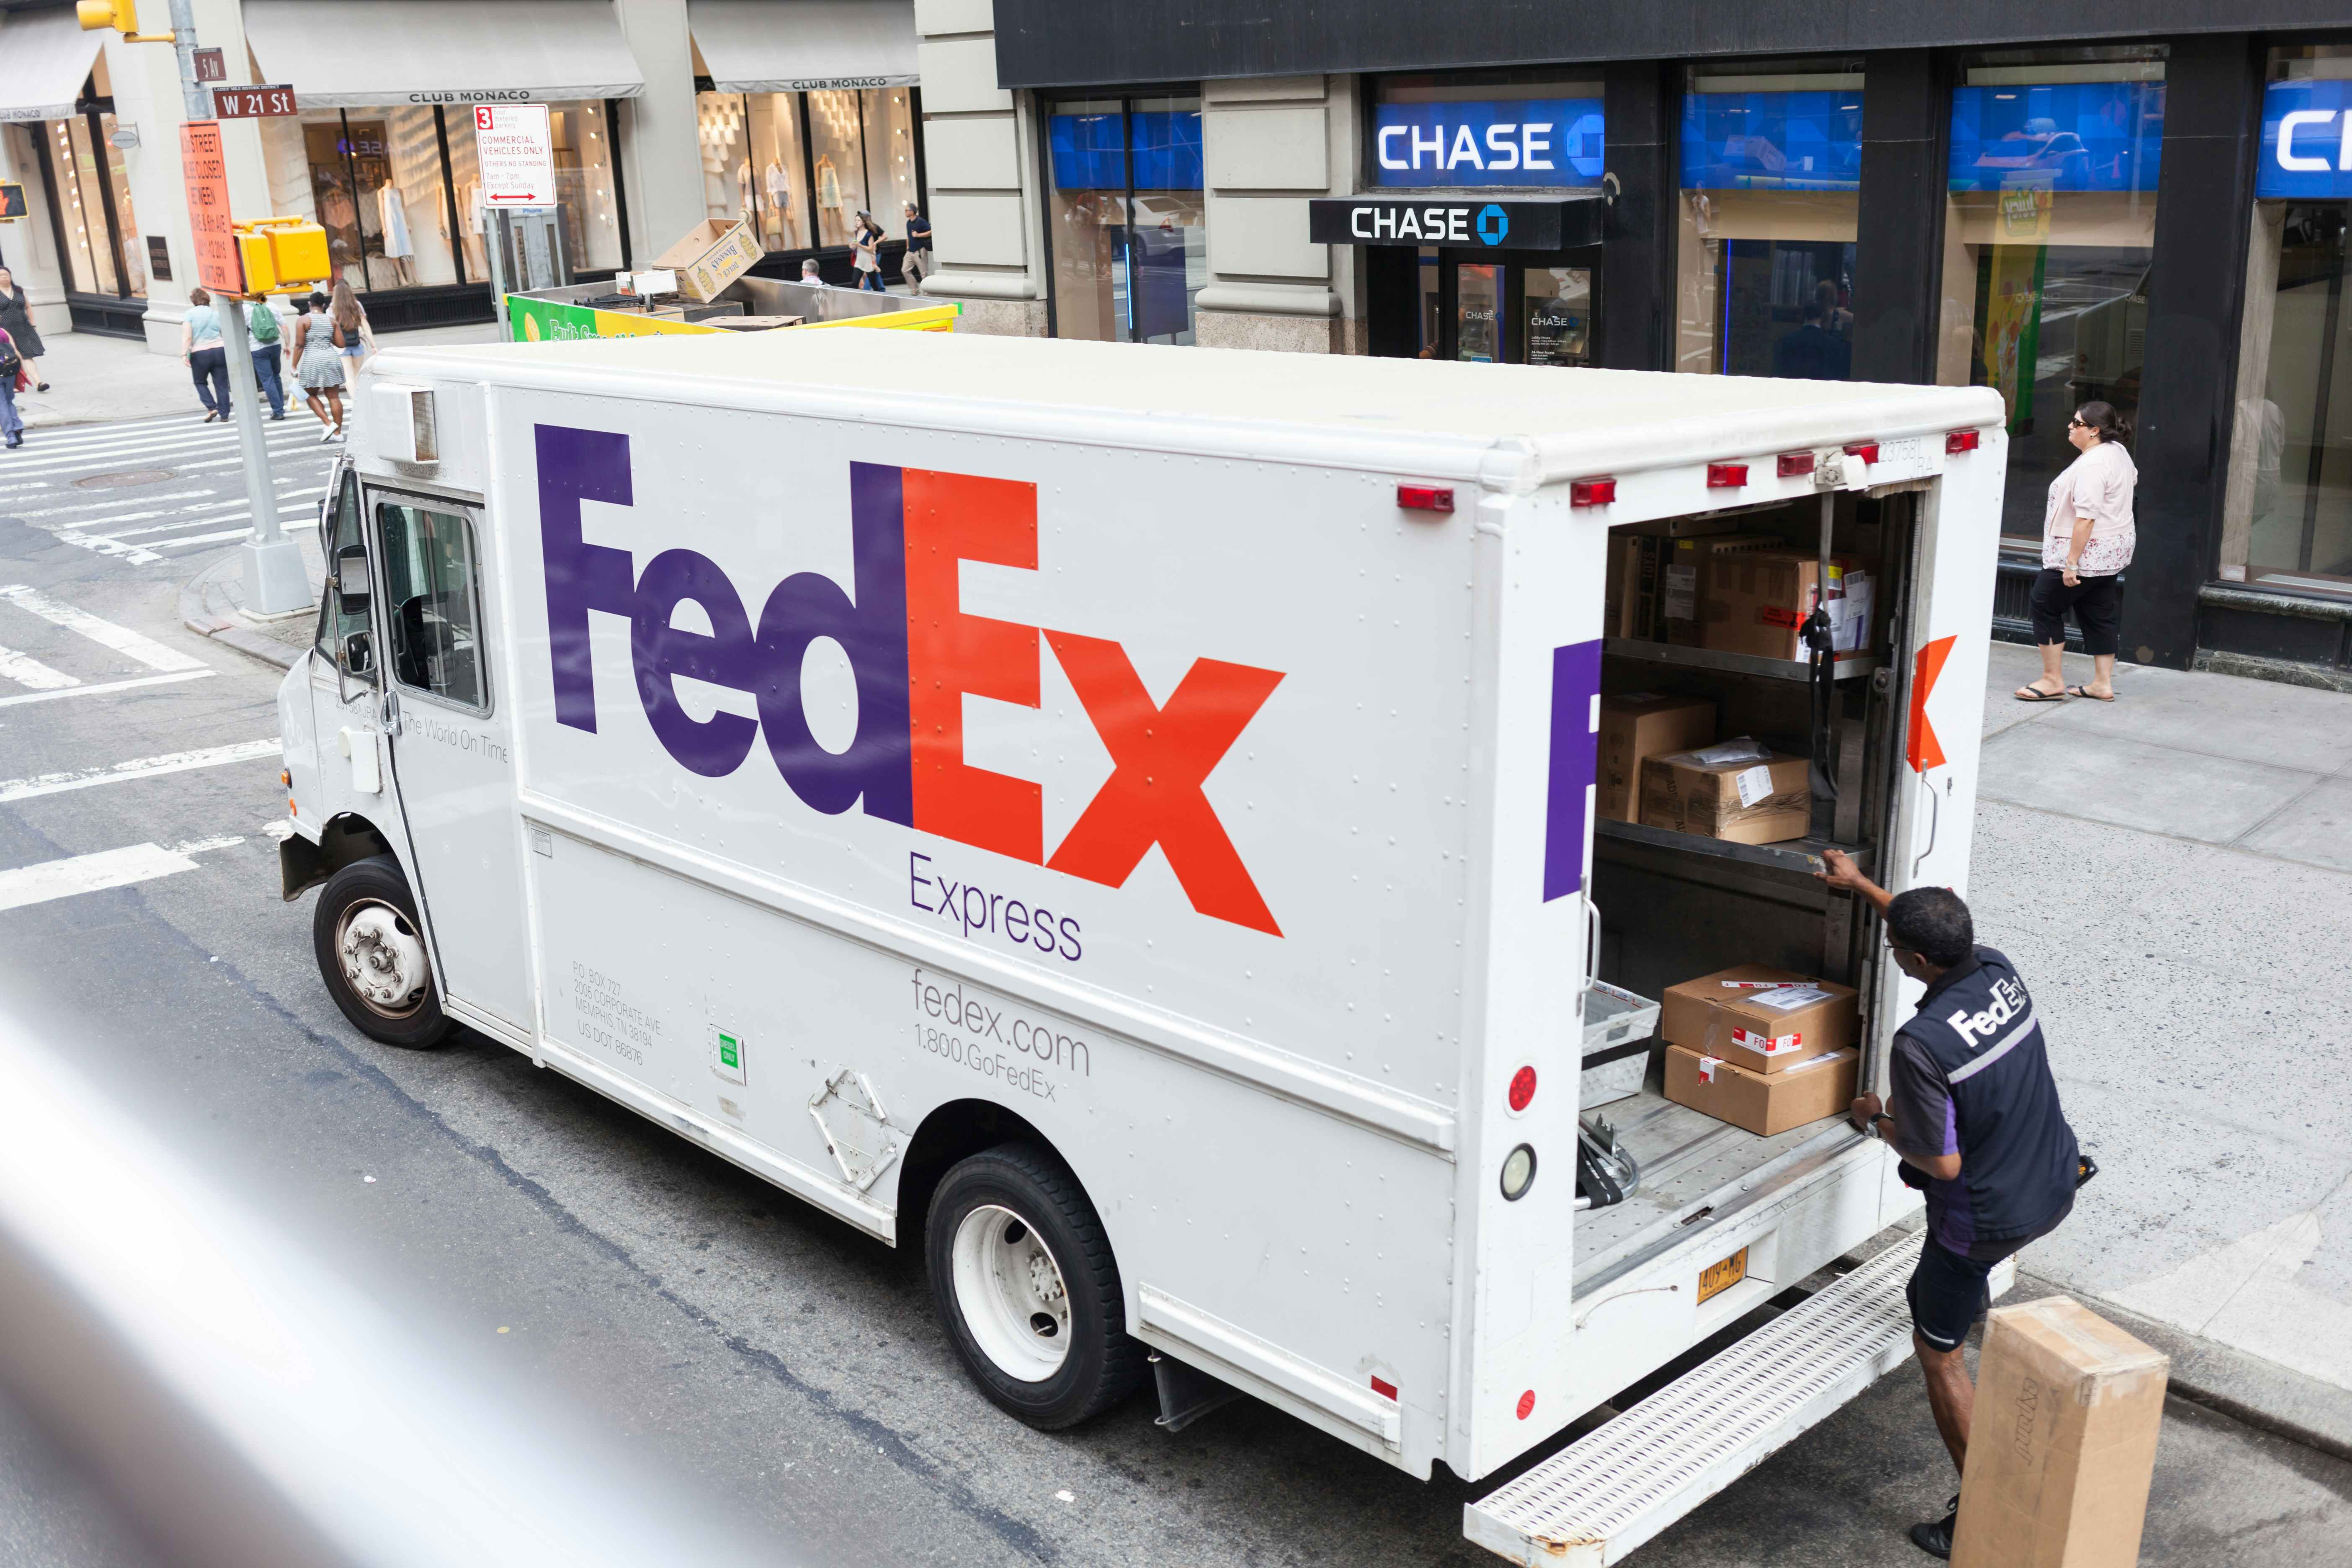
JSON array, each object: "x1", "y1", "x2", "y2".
[{"x1": 535, "y1": 425, "x2": 1287, "y2": 936}]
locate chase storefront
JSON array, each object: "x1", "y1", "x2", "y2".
[{"x1": 915, "y1": 1, "x2": 2352, "y2": 684}]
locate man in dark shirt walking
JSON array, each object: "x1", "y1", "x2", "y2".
[{"x1": 1818, "y1": 850, "x2": 2081, "y2": 1559}]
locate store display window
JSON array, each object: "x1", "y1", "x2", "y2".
[
  {"x1": 38, "y1": 106, "x2": 145, "y2": 299},
  {"x1": 2220, "y1": 45, "x2": 2352, "y2": 598},
  {"x1": 1676, "y1": 64, "x2": 1865, "y2": 381},
  {"x1": 1045, "y1": 93, "x2": 1205, "y2": 345},
  {"x1": 443, "y1": 101, "x2": 623, "y2": 273},
  {"x1": 1368, "y1": 72, "x2": 1604, "y2": 190},
  {"x1": 1936, "y1": 51, "x2": 2164, "y2": 544},
  {"x1": 694, "y1": 88, "x2": 925, "y2": 258}
]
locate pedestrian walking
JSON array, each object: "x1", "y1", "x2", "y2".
[
  {"x1": 1815, "y1": 849, "x2": 2084, "y2": 1561},
  {"x1": 0, "y1": 325, "x2": 29, "y2": 449},
  {"x1": 851, "y1": 210, "x2": 886, "y2": 292},
  {"x1": 0, "y1": 267, "x2": 49, "y2": 392},
  {"x1": 181, "y1": 287, "x2": 232, "y2": 422},
  {"x1": 329, "y1": 281, "x2": 374, "y2": 373},
  {"x1": 900, "y1": 201, "x2": 933, "y2": 290},
  {"x1": 799, "y1": 257, "x2": 831, "y2": 289},
  {"x1": 2017, "y1": 401, "x2": 2136, "y2": 703},
  {"x1": 292, "y1": 292, "x2": 348, "y2": 443},
  {"x1": 248, "y1": 298, "x2": 289, "y2": 421}
]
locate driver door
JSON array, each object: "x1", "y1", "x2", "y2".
[{"x1": 308, "y1": 461, "x2": 402, "y2": 824}]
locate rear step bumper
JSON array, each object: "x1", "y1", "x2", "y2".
[{"x1": 1465, "y1": 1235, "x2": 1998, "y2": 1565}]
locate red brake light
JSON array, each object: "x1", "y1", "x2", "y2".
[
  {"x1": 1371, "y1": 1375, "x2": 1398, "y2": 1400},
  {"x1": 1707, "y1": 463, "x2": 1748, "y2": 488},
  {"x1": 1508, "y1": 1065, "x2": 1537, "y2": 1112},
  {"x1": 1777, "y1": 451, "x2": 1815, "y2": 478},
  {"x1": 1946, "y1": 429, "x2": 1981, "y2": 454},
  {"x1": 1570, "y1": 477, "x2": 1616, "y2": 507},
  {"x1": 1397, "y1": 484, "x2": 1455, "y2": 513},
  {"x1": 1844, "y1": 442, "x2": 1880, "y2": 464}
]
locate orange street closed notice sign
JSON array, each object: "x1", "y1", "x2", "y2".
[{"x1": 180, "y1": 121, "x2": 242, "y2": 294}]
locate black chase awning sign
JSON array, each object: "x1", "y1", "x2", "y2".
[{"x1": 1308, "y1": 197, "x2": 1606, "y2": 250}]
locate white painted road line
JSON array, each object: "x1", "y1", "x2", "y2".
[
  {"x1": 0, "y1": 645, "x2": 80, "y2": 691},
  {"x1": 0, "y1": 836, "x2": 245, "y2": 914},
  {"x1": 0, "y1": 585, "x2": 208, "y2": 671},
  {"x1": 49, "y1": 531, "x2": 165, "y2": 566},
  {"x1": 0, "y1": 669, "x2": 217, "y2": 709},
  {"x1": 109, "y1": 502, "x2": 316, "y2": 539},
  {"x1": 0, "y1": 432, "x2": 327, "y2": 477},
  {"x1": 9, "y1": 490, "x2": 218, "y2": 519},
  {"x1": 0, "y1": 740, "x2": 282, "y2": 804}
]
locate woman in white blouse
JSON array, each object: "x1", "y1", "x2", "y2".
[{"x1": 2017, "y1": 401, "x2": 2136, "y2": 703}]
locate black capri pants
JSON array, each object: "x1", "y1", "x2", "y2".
[{"x1": 2029, "y1": 567, "x2": 2122, "y2": 656}]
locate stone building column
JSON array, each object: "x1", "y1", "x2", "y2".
[{"x1": 913, "y1": 0, "x2": 1046, "y2": 335}]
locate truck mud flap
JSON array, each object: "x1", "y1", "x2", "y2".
[{"x1": 1463, "y1": 1234, "x2": 1929, "y2": 1565}]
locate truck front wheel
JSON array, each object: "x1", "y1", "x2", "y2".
[
  {"x1": 926, "y1": 1143, "x2": 1144, "y2": 1429},
  {"x1": 312, "y1": 855, "x2": 450, "y2": 1049}
]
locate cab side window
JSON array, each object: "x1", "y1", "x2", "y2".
[
  {"x1": 377, "y1": 502, "x2": 487, "y2": 712},
  {"x1": 315, "y1": 468, "x2": 375, "y2": 681}
]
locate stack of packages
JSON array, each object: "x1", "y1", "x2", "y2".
[
  {"x1": 1659, "y1": 965, "x2": 1859, "y2": 1134},
  {"x1": 1603, "y1": 522, "x2": 1875, "y2": 657},
  {"x1": 1640, "y1": 737, "x2": 1810, "y2": 845}
]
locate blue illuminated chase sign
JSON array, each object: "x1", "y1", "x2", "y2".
[
  {"x1": 1370, "y1": 98, "x2": 1604, "y2": 189},
  {"x1": 2259, "y1": 79, "x2": 2352, "y2": 198},
  {"x1": 1307, "y1": 197, "x2": 1604, "y2": 249}
]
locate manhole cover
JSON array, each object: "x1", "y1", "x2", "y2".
[{"x1": 75, "y1": 468, "x2": 178, "y2": 489}]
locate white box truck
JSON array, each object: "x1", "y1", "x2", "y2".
[{"x1": 277, "y1": 330, "x2": 2006, "y2": 1561}]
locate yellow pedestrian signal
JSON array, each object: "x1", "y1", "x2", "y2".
[
  {"x1": 76, "y1": 0, "x2": 138, "y2": 33},
  {"x1": 233, "y1": 218, "x2": 332, "y2": 293}
]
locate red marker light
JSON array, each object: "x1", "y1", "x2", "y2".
[
  {"x1": 1706, "y1": 463, "x2": 1748, "y2": 489},
  {"x1": 1516, "y1": 1390, "x2": 1537, "y2": 1421},
  {"x1": 1844, "y1": 442, "x2": 1880, "y2": 464},
  {"x1": 1569, "y1": 477, "x2": 1616, "y2": 507},
  {"x1": 1508, "y1": 1065, "x2": 1537, "y2": 1112},
  {"x1": 1946, "y1": 429, "x2": 1981, "y2": 454},
  {"x1": 1777, "y1": 451, "x2": 1815, "y2": 478},
  {"x1": 1397, "y1": 484, "x2": 1455, "y2": 513},
  {"x1": 1371, "y1": 1375, "x2": 1398, "y2": 1401}
]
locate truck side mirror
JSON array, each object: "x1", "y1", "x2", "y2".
[
  {"x1": 342, "y1": 629, "x2": 373, "y2": 676},
  {"x1": 334, "y1": 544, "x2": 370, "y2": 612}
]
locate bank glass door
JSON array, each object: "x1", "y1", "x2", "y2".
[{"x1": 1416, "y1": 246, "x2": 1598, "y2": 365}]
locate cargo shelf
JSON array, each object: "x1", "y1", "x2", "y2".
[
  {"x1": 1603, "y1": 637, "x2": 1878, "y2": 683},
  {"x1": 1594, "y1": 818, "x2": 1870, "y2": 879}
]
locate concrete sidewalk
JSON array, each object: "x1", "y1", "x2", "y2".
[{"x1": 1977, "y1": 641, "x2": 2352, "y2": 1454}]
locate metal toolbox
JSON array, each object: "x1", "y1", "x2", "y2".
[{"x1": 1581, "y1": 980, "x2": 1661, "y2": 1108}]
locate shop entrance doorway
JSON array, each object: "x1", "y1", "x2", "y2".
[{"x1": 1368, "y1": 245, "x2": 1601, "y2": 366}]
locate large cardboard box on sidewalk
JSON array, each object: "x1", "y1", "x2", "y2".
[
  {"x1": 1700, "y1": 549, "x2": 1868, "y2": 661},
  {"x1": 1659, "y1": 963, "x2": 1859, "y2": 1070},
  {"x1": 1598, "y1": 694, "x2": 1716, "y2": 823},
  {"x1": 1640, "y1": 745, "x2": 1810, "y2": 844},
  {"x1": 1954, "y1": 1297, "x2": 2170, "y2": 1568},
  {"x1": 1664, "y1": 1044, "x2": 1856, "y2": 1135},
  {"x1": 651, "y1": 219, "x2": 762, "y2": 302}
]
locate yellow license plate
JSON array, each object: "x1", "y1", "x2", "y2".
[{"x1": 1698, "y1": 1246, "x2": 1750, "y2": 1305}]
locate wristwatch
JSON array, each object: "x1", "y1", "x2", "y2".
[{"x1": 1867, "y1": 1112, "x2": 1895, "y2": 1140}]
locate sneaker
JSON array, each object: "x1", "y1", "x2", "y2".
[
  {"x1": 330, "y1": 427, "x2": 346, "y2": 442},
  {"x1": 1908, "y1": 1495, "x2": 1959, "y2": 1559},
  {"x1": 202, "y1": 411, "x2": 221, "y2": 423},
  {"x1": 269, "y1": 413, "x2": 286, "y2": 421},
  {"x1": 317, "y1": 425, "x2": 337, "y2": 444},
  {"x1": 4, "y1": 433, "x2": 20, "y2": 449}
]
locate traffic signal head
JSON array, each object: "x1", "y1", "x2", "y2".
[{"x1": 76, "y1": 0, "x2": 139, "y2": 33}]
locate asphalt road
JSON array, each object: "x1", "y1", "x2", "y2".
[{"x1": 1, "y1": 410, "x2": 2346, "y2": 1568}]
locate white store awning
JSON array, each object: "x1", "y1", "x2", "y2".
[
  {"x1": 0, "y1": 7, "x2": 103, "y2": 124},
  {"x1": 244, "y1": 1, "x2": 647, "y2": 110},
  {"x1": 689, "y1": 0, "x2": 918, "y2": 93}
]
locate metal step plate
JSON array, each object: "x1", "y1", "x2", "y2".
[{"x1": 1464, "y1": 1235, "x2": 1926, "y2": 1566}]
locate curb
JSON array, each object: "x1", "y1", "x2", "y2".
[{"x1": 180, "y1": 555, "x2": 302, "y2": 672}]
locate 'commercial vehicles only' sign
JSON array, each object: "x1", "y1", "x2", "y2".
[{"x1": 476, "y1": 104, "x2": 556, "y2": 207}]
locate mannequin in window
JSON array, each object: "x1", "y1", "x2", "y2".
[
  {"x1": 737, "y1": 160, "x2": 754, "y2": 224},
  {"x1": 815, "y1": 155, "x2": 843, "y2": 245},
  {"x1": 377, "y1": 183, "x2": 413, "y2": 286},
  {"x1": 763, "y1": 160, "x2": 792, "y2": 247}
]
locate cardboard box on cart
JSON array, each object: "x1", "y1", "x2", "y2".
[{"x1": 651, "y1": 219, "x2": 762, "y2": 302}]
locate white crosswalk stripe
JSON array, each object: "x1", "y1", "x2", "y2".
[
  {"x1": 0, "y1": 836, "x2": 245, "y2": 913},
  {"x1": 0, "y1": 645, "x2": 78, "y2": 691},
  {"x1": 0, "y1": 670, "x2": 217, "y2": 709},
  {"x1": 0, "y1": 585, "x2": 209, "y2": 672},
  {"x1": 0, "y1": 740, "x2": 282, "y2": 804}
]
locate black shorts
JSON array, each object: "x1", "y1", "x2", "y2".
[
  {"x1": 1907, "y1": 1238, "x2": 1995, "y2": 1353},
  {"x1": 2028, "y1": 567, "x2": 2123, "y2": 657}
]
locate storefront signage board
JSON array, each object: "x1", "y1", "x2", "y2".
[
  {"x1": 1947, "y1": 81, "x2": 2164, "y2": 194},
  {"x1": 1682, "y1": 89, "x2": 1864, "y2": 192},
  {"x1": 1369, "y1": 98, "x2": 1603, "y2": 189},
  {"x1": 2258, "y1": 79, "x2": 2352, "y2": 199},
  {"x1": 1308, "y1": 198, "x2": 1604, "y2": 250},
  {"x1": 214, "y1": 85, "x2": 299, "y2": 120},
  {"x1": 476, "y1": 104, "x2": 557, "y2": 207},
  {"x1": 179, "y1": 122, "x2": 243, "y2": 295}
]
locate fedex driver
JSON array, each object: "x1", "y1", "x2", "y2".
[{"x1": 1816, "y1": 850, "x2": 2081, "y2": 1561}]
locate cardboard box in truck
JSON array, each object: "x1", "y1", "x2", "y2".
[
  {"x1": 1660, "y1": 964, "x2": 1859, "y2": 1070},
  {"x1": 1665, "y1": 1044, "x2": 1857, "y2": 1135},
  {"x1": 276, "y1": 328, "x2": 2007, "y2": 1561},
  {"x1": 1640, "y1": 745, "x2": 1810, "y2": 844},
  {"x1": 1597, "y1": 694, "x2": 1715, "y2": 823},
  {"x1": 1663, "y1": 534, "x2": 1781, "y2": 645},
  {"x1": 1701, "y1": 549, "x2": 1867, "y2": 662}
]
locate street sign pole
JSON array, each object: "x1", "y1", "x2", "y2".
[{"x1": 166, "y1": 0, "x2": 309, "y2": 615}]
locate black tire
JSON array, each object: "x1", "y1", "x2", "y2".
[
  {"x1": 311, "y1": 854, "x2": 450, "y2": 1049},
  {"x1": 926, "y1": 1142, "x2": 1145, "y2": 1429}
]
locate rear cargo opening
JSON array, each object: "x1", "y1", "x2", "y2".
[{"x1": 1573, "y1": 484, "x2": 1925, "y2": 1292}]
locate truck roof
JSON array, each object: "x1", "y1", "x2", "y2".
[{"x1": 379, "y1": 328, "x2": 2006, "y2": 490}]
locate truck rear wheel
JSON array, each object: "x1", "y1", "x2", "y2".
[
  {"x1": 312, "y1": 855, "x2": 450, "y2": 1049},
  {"x1": 926, "y1": 1142, "x2": 1144, "y2": 1429}
]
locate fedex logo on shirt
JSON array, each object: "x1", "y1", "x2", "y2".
[
  {"x1": 535, "y1": 425, "x2": 1286, "y2": 935},
  {"x1": 1947, "y1": 976, "x2": 2028, "y2": 1047}
]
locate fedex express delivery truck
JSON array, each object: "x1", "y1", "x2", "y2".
[{"x1": 276, "y1": 330, "x2": 2005, "y2": 1561}]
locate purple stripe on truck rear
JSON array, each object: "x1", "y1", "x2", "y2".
[{"x1": 1542, "y1": 639, "x2": 1602, "y2": 902}]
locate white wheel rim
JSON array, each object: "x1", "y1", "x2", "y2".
[
  {"x1": 337, "y1": 899, "x2": 430, "y2": 1019},
  {"x1": 951, "y1": 1203, "x2": 1071, "y2": 1381}
]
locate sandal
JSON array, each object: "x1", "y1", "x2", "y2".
[
  {"x1": 2014, "y1": 683, "x2": 2069, "y2": 702},
  {"x1": 2066, "y1": 685, "x2": 2116, "y2": 702}
]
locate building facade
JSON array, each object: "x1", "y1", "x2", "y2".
[
  {"x1": 913, "y1": 0, "x2": 2352, "y2": 683},
  {"x1": 0, "y1": 0, "x2": 928, "y2": 340}
]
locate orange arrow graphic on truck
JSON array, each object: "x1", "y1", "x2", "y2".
[{"x1": 1907, "y1": 634, "x2": 1956, "y2": 773}]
